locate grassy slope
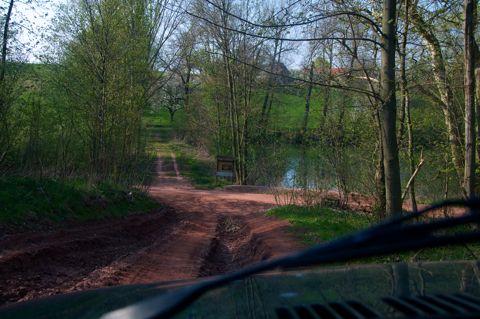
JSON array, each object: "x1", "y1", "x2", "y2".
[
  {"x1": 203, "y1": 87, "x2": 323, "y2": 132},
  {"x1": 263, "y1": 89, "x2": 323, "y2": 131},
  {"x1": 269, "y1": 205, "x2": 480, "y2": 262},
  {"x1": 0, "y1": 111, "x2": 168, "y2": 230},
  {"x1": 0, "y1": 178, "x2": 159, "y2": 229}
]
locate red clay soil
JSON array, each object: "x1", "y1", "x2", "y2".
[{"x1": 0, "y1": 155, "x2": 302, "y2": 307}]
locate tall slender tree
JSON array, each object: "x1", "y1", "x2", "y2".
[
  {"x1": 380, "y1": 0, "x2": 402, "y2": 216},
  {"x1": 0, "y1": 0, "x2": 15, "y2": 166},
  {"x1": 464, "y1": 0, "x2": 476, "y2": 198}
]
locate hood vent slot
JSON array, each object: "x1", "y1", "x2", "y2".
[
  {"x1": 275, "y1": 293, "x2": 480, "y2": 319},
  {"x1": 275, "y1": 301, "x2": 379, "y2": 319},
  {"x1": 383, "y1": 293, "x2": 480, "y2": 317}
]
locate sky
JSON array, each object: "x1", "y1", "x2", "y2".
[
  {"x1": 12, "y1": 0, "x2": 60, "y2": 61},
  {"x1": 12, "y1": 0, "x2": 305, "y2": 67}
]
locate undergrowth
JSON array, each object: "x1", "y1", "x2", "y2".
[{"x1": 0, "y1": 177, "x2": 160, "y2": 229}]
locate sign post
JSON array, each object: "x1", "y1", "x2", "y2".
[{"x1": 216, "y1": 156, "x2": 235, "y2": 183}]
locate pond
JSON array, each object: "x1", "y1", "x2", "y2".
[{"x1": 249, "y1": 143, "x2": 461, "y2": 203}]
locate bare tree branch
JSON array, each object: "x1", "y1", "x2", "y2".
[
  {"x1": 202, "y1": 0, "x2": 383, "y2": 35},
  {"x1": 205, "y1": 50, "x2": 382, "y2": 99},
  {"x1": 185, "y1": 9, "x2": 382, "y2": 47}
]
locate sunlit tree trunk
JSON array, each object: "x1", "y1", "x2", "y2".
[
  {"x1": 400, "y1": 0, "x2": 418, "y2": 211},
  {"x1": 410, "y1": 1, "x2": 464, "y2": 187},
  {"x1": 374, "y1": 108, "x2": 387, "y2": 215},
  {"x1": 405, "y1": 94, "x2": 418, "y2": 211}
]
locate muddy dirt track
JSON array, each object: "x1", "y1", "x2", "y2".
[{"x1": 0, "y1": 154, "x2": 302, "y2": 306}]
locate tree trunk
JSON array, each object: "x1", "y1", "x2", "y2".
[
  {"x1": 410, "y1": 1, "x2": 464, "y2": 185},
  {"x1": 265, "y1": 40, "x2": 284, "y2": 122},
  {"x1": 397, "y1": 54, "x2": 407, "y2": 147},
  {"x1": 0, "y1": 0, "x2": 14, "y2": 86},
  {"x1": 380, "y1": 0, "x2": 402, "y2": 216},
  {"x1": 473, "y1": 40, "x2": 480, "y2": 163},
  {"x1": 475, "y1": 45, "x2": 480, "y2": 162},
  {"x1": 400, "y1": 0, "x2": 417, "y2": 211},
  {"x1": 0, "y1": 0, "x2": 14, "y2": 166},
  {"x1": 374, "y1": 109, "x2": 386, "y2": 216},
  {"x1": 320, "y1": 41, "x2": 334, "y2": 133},
  {"x1": 261, "y1": 37, "x2": 279, "y2": 123},
  {"x1": 225, "y1": 55, "x2": 240, "y2": 182},
  {"x1": 303, "y1": 62, "x2": 314, "y2": 134},
  {"x1": 406, "y1": 92, "x2": 418, "y2": 212},
  {"x1": 398, "y1": 98, "x2": 406, "y2": 146},
  {"x1": 398, "y1": 0, "x2": 408, "y2": 147},
  {"x1": 464, "y1": 0, "x2": 476, "y2": 198},
  {"x1": 183, "y1": 66, "x2": 192, "y2": 111}
]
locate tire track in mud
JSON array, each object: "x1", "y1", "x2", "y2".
[
  {"x1": 198, "y1": 215, "x2": 271, "y2": 277},
  {"x1": 0, "y1": 207, "x2": 180, "y2": 305}
]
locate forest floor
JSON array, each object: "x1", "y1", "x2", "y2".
[{"x1": 0, "y1": 145, "x2": 302, "y2": 306}]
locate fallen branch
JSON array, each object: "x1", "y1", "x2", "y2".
[{"x1": 402, "y1": 154, "x2": 425, "y2": 202}]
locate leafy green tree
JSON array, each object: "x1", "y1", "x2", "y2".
[{"x1": 47, "y1": 0, "x2": 181, "y2": 183}]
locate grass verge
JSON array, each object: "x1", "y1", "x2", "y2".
[
  {"x1": 0, "y1": 177, "x2": 160, "y2": 231},
  {"x1": 145, "y1": 111, "x2": 227, "y2": 189},
  {"x1": 267, "y1": 205, "x2": 372, "y2": 244},
  {"x1": 268, "y1": 205, "x2": 480, "y2": 263},
  {"x1": 170, "y1": 143, "x2": 228, "y2": 189}
]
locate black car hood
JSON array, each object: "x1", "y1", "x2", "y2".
[{"x1": 2, "y1": 260, "x2": 480, "y2": 319}]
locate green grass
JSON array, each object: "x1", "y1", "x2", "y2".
[
  {"x1": 143, "y1": 112, "x2": 227, "y2": 189},
  {"x1": 262, "y1": 88, "x2": 344, "y2": 131},
  {"x1": 170, "y1": 143, "x2": 228, "y2": 189},
  {"x1": 143, "y1": 109, "x2": 172, "y2": 127},
  {"x1": 0, "y1": 177, "x2": 160, "y2": 229},
  {"x1": 267, "y1": 205, "x2": 373, "y2": 244},
  {"x1": 268, "y1": 205, "x2": 480, "y2": 263}
]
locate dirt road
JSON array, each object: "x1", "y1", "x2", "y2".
[{"x1": 0, "y1": 153, "x2": 302, "y2": 306}]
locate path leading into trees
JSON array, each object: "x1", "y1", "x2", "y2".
[
  {"x1": 115, "y1": 152, "x2": 302, "y2": 283},
  {"x1": 0, "y1": 147, "x2": 302, "y2": 306}
]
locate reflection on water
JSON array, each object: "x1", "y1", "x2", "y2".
[
  {"x1": 250, "y1": 144, "x2": 362, "y2": 192},
  {"x1": 282, "y1": 166, "x2": 296, "y2": 187},
  {"x1": 281, "y1": 155, "x2": 333, "y2": 190},
  {"x1": 250, "y1": 144, "x2": 461, "y2": 202}
]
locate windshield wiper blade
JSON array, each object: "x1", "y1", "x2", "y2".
[{"x1": 101, "y1": 199, "x2": 480, "y2": 319}]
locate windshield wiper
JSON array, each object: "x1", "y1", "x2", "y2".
[{"x1": 101, "y1": 199, "x2": 480, "y2": 319}]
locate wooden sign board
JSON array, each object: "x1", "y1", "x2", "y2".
[{"x1": 216, "y1": 156, "x2": 235, "y2": 180}]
